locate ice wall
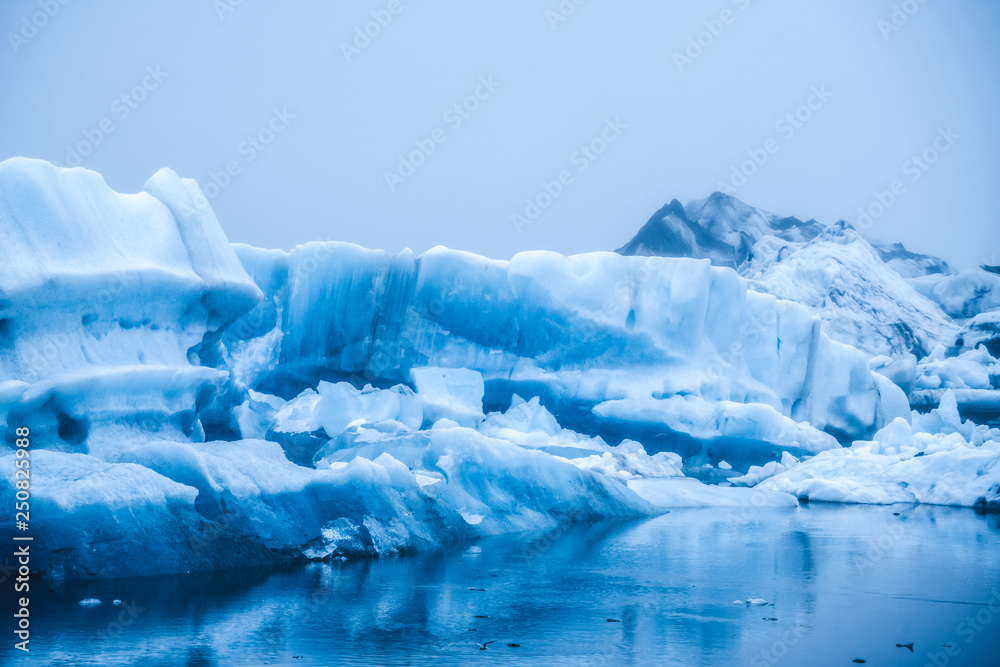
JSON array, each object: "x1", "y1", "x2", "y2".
[
  {"x1": 0, "y1": 157, "x2": 261, "y2": 448},
  {"x1": 230, "y1": 242, "x2": 903, "y2": 446}
]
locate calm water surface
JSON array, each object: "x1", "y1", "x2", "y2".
[{"x1": 4, "y1": 504, "x2": 1000, "y2": 666}]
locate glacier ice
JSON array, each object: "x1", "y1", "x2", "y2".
[
  {"x1": 908, "y1": 345, "x2": 1000, "y2": 425},
  {"x1": 410, "y1": 366, "x2": 484, "y2": 427},
  {"x1": 2, "y1": 158, "x2": 999, "y2": 582},
  {"x1": 618, "y1": 193, "x2": 958, "y2": 358},
  {"x1": 909, "y1": 267, "x2": 1000, "y2": 319},
  {"x1": 614, "y1": 190, "x2": 1000, "y2": 432},
  {"x1": 0, "y1": 157, "x2": 261, "y2": 451},
  {"x1": 230, "y1": 239, "x2": 899, "y2": 450},
  {"x1": 954, "y1": 311, "x2": 1000, "y2": 358},
  {"x1": 741, "y1": 222, "x2": 957, "y2": 358}
]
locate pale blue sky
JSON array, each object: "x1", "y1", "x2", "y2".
[{"x1": 1, "y1": 0, "x2": 998, "y2": 268}]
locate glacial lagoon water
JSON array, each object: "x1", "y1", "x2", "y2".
[{"x1": 5, "y1": 504, "x2": 1000, "y2": 667}]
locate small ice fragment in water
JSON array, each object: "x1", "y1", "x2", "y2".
[
  {"x1": 719, "y1": 461, "x2": 732, "y2": 470},
  {"x1": 113, "y1": 599, "x2": 122, "y2": 605},
  {"x1": 79, "y1": 598, "x2": 102, "y2": 606},
  {"x1": 746, "y1": 597, "x2": 767, "y2": 606}
]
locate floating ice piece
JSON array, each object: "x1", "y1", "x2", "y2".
[
  {"x1": 759, "y1": 418, "x2": 1000, "y2": 507},
  {"x1": 914, "y1": 345, "x2": 998, "y2": 391},
  {"x1": 78, "y1": 599, "x2": 102, "y2": 606},
  {"x1": 730, "y1": 452, "x2": 801, "y2": 487},
  {"x1": 732, "y1": 597, "x2": 768, "y2": 606}
]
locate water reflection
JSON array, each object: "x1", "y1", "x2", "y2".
[{"x1": 4, "y1": 505, "x2": 999, "y2": 666}]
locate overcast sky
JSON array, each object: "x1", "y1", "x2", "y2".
[{"x1": 2, "y1": 0, "x2": 998, "y2": 269}]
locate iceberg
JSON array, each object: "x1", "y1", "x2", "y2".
[
  {"x1": 2, "y1": 158, "x2": 995, "y2": 581},
  {"x1": 230, "y1": 239, "x2": 901, "y2": 453},
  {"x1": 0, "y1": 157, "x2": 261, "y2": 450}
]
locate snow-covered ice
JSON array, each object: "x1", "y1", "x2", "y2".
[{"x1": 752, "y1": 392, "x2": 1000, "y2": 507}]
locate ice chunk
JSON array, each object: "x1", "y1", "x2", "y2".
[
  {"x1": 916, "y1": 345, "x2": 997, "y2": 390},
  {"x1": 0, "y1": 158, "x2": 260, "y2": 446},
  {"x1": 273, "y1": 381, "x2": 422, "y2": 436},
  {"x1": 920, "y1": 268, "x2": 1000, "y2": 319},
  {"x1": 592, "y1": 394, "x2": 839, "y2": 461},
  {"x1": 410, "y1": 367, "x2": 484, "y2": 427},
  {"x1": 758, "y1": 424, "x2": 1000, "y2": 507},
  {"x1": 234, "y1": 390, "x2": 285, "y2": 440},
  {"x1": 730, "y1": 452, "x2": 801, "y2": 486},
  {"x1": 869, "y1": 354, "x2": 917, "y2": 395}
]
